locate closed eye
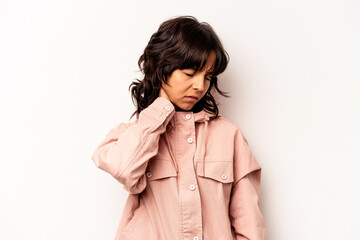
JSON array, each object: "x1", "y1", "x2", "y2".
[{"x1": 184, "y1": 72, "x2": 212, "y2": 81}]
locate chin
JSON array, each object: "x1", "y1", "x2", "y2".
[{"x1": 175, "y1": 105, "x2": 192, "y2": 111}]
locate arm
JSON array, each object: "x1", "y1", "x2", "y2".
[
  {"x1": 229, "y1": 129, "x2": 267, "y2": 240},
  {"x1": 91, "y1": 96, "x2": 175, "y2": 194}
]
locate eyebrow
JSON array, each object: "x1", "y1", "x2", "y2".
[{"x1": 184, "y1": 68, "x2": 214, "y2": 76}]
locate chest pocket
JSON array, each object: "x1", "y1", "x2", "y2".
[
  {"x1": 196, "y1": 161, "x2": 234, "y2": 184},
  {"x1": 145, "y1": 159, "x2": 178, "y2": 181}
]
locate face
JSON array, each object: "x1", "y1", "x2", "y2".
[{"x1": 161, "y1": 51, "x2": 216, "y2": 111}]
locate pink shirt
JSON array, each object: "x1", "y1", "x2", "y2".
[{"x1": 91, "y1": 96, "x2": 267, "y2": 240}]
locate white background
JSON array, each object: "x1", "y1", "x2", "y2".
[{"x1": 1, "y1": 0, "x2": 359, "y2": 239}]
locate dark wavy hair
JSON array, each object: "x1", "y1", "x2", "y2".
[{"x1": 128, "y1": 15, "x2": 230, "y2": 122}]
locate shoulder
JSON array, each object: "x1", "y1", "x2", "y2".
[
  {"x1": 210, "y1": 115, "x2": 242, "y2": 133},
  {"x1": 210, "y1": 115, "x2": 249, "y2": 144}
]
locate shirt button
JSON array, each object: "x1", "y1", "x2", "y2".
[
  {"x1": 146, "y1": 172, "x2": 152, "y2": 178},
  {"x1": 186, "y1": 114, "x2": 191, "y2": 119},
  {"x1": 188, "y1": 137, "x2": 193, "y2": 143},
  {"x1": 165, "y1": 105, "x2": 171, "y2": 111},
  {"x1": 193, "y1": 237, "x2": 199, "y2": 240},
  {"x1": 222, "y1": 174, "x2": 227, "y2": 180},
  {"x1": 189, "y1": 184, "x2": 196, "y2": 191}
]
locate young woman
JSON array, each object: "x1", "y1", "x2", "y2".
[{"x1": 92, "y1": 15, "x2": 267, "y2": 240}]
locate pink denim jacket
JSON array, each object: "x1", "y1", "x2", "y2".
[{"x1": 91, "y1": 96, "x2": 267, "y2": 240}]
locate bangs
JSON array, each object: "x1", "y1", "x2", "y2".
[{"x1": 175, "y1": 30, "x2": 227, "y2": 77}]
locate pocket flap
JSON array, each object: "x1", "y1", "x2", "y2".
[
  {"x1": 196, "y1": 161, "x2": 234, "y2": 183},
  {"x1": 145, "y1": 159, "x2": 177, "y2": 181}
]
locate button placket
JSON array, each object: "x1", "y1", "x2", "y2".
[{"x1": 175, "y1": 111, "x2": 202, "y2": 239}]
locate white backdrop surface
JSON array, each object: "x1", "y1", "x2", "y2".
[{"x1": 0, "y1": 0, "x2": 359, "y2": 239}]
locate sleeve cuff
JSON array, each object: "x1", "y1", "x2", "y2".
[{"x1": 136, "y1": 96, "x2": 175, "y2": 133}]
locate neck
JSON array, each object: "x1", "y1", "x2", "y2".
[{"x1": 175, "y1": 105, "x2": 190, "y2": 112}]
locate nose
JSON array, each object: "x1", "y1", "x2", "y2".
[{"x1": 192, "y1": 74, "x2": 206, "y2": 91}]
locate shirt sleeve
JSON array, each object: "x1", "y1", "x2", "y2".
[
  {"x1": 91, "y1": 96, "x2": 175, "y2": 194},
  {"x1": 229, "y1": 128, "x2": 267, "y2": 240}
]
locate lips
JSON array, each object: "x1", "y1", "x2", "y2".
[
  {"x1": 186, "y1": 95, "x2": 199, "y2": 100},
  {"x1": 184, "y1": 96, "x2": 199, "y2": 102}
]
